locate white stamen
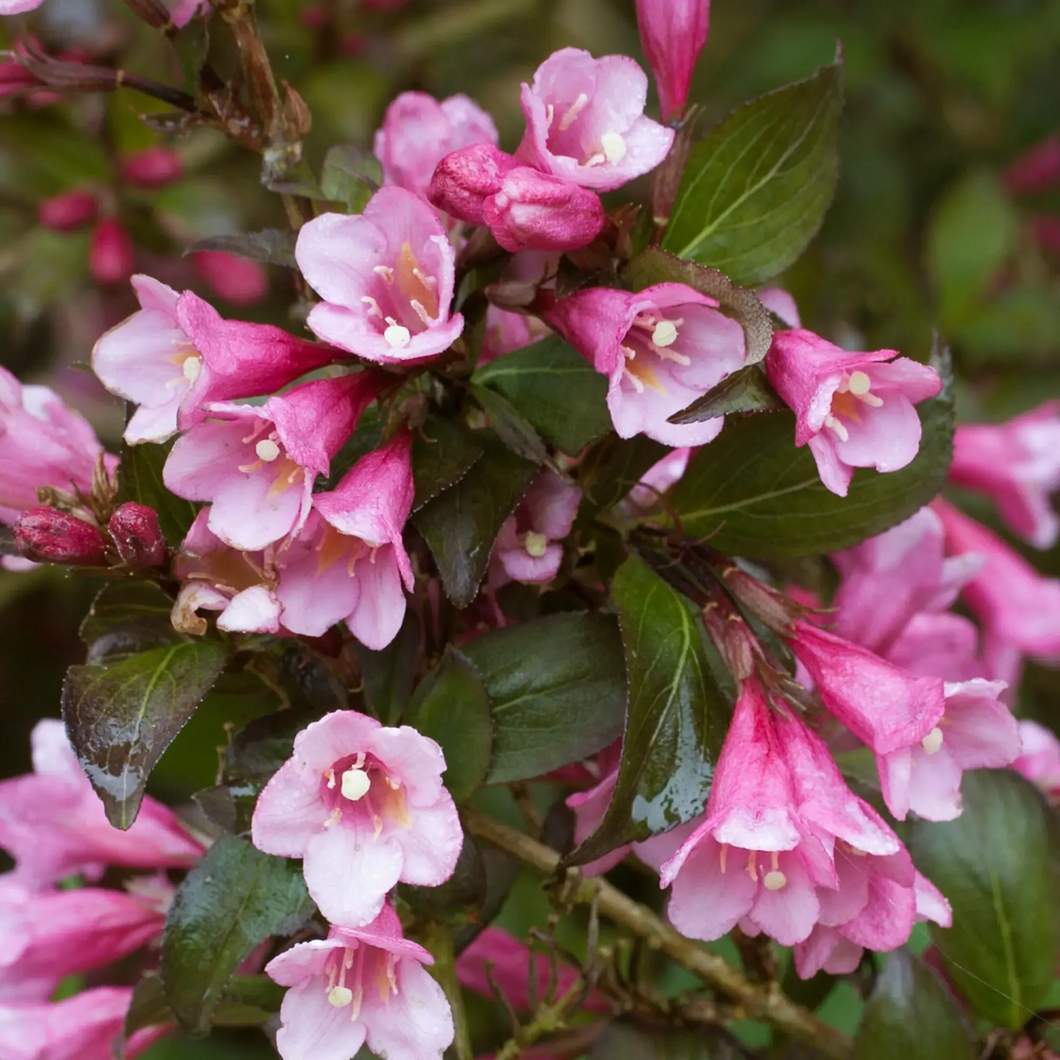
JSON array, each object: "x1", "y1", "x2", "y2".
[
  {"x1": 410, "y1": 299, "x2": 432, "y2": 326},
  {"x1": 341, "y1": 768, "x2": 371, "y2": 801},
  {"x1": 524, "y1": 532, "x2": 548, "y2": 558},
  {"x1": 384, "y1": 323, "x2": 411, "y2": 349},
  {"x1": 545, "y1": 103, "x2": 554, "y2": 128},
  {"x1": 825, "y1": 414, "x2": 849, "y2": 442},
  {"x1": 182, "y1": 357, "x2": 202, "y2": 382},
  {"x1": 623, "y1": 367, "x2": 645, "y2": 393},
  {"x1": 361, "y1": 296, "x2": 383, "y2": 318},
  {"x1": 921, "y1": 727, "x2": 944, "y2": 755},
  {"x1": 324, "y1": 768, "x2": 336, "y2": 790},
  {"x1": 373, "y1": 265, "x2": 394, "y2": 283},
  {"x1": 255, "y1": 439, "x2": 281, "y2": 462},
  {"x1": 328, "y1": 986, "x2": 353, "y2": 1008},
  {"x1": 600, "y1": 131, "x2": 627, "y2": 164},
  {"x1": 652, "y1": 320, "x2": 678, "y2": 347},
  {"x1": 654, "y1": 347, "x2": 692, "y2": 366},
  {"x1": 763, "y1": 870, "x2": 788, "y2": 891},
  {"x1": 558, "y1": 92, "x2": 588, "y2": 131},
  {"x1": 861, "y1": 392, "x2": 884, "y2": 407},
  {"x1": 621, "y1": 344, "x2": 637, "y2": 360},
  {"x1": 847, "y1": 370, "x2": 871, "y2": 396},
  {"x1": 412, "y1": 267, "x2": 436, "y2": 289},
  {"x1": 584, "y1": 152, "x2": 606, "y2": 167}
]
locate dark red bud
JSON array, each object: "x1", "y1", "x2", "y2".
[
  {"x1": 38, "y1": 189, "x2": 99, "y2": 232},
  {"x1": 14, "y1": 506, "x2": 108, "y2": 565},
  {"x1": 120, "y1": 147, "x2": 183, "y2": 189},
  {"x1": 108, "y1": 502, "x2": 166, "y2": 568},
  {"x1": 88, "y1": 218, "x2": 135, "y2": 286}
]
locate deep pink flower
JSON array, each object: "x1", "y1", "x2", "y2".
[
  {"x1": 37, "y1": 189, "x2": 98, "y2": 232},
  {"x1": 0, "y1": 720, "x2": 202, "y2": 888},
  {"x1": 296, "y1": 188, "x2": 464, "y2": 363},
  {"x1": 251, "y1": 710, "x2": 463, "y2": 926},
  {"x1": 374, "y1": 91, "x2": 498, "y2": 202},
  {"x1": 13, "y1": 507, "x2": 107, "y2": 566},
  {"x1": 192, "y1": 250, "x2": 269, "y2": 306},
  {"x1": 765, "y1": 329, "x2": 942, "y2": 497},
  {"x1": 0, "y1": 367, "x2": 111, "y2": 523},
  {"x1": 788, "y1": 620, "x2": 946, "y2": 756},
  {"x1": 635, "y1": 0, "x2": 710, "y2": 121},
  {"x1": 546, "y1": 282, "x2": 745, "y2": 446},
  {"x1": 267, "y1": 905, "x2": 452, "y2": 1060},
  {"x1": 877, "y1": 679, "x2": 1021, "y2": 821},
  {"x1": 516, "y1": 48, "x2": 675, "y2": 191},
  {"x1": 1003, "y1": 135, "x2": 1060, "y2": 195},
  {"x1": 1014, "y1": 719, "x2": 1060, "y2": 797},
  {"x1": 164, "y1": 373, "x2": 380, "y2": 552},
  {"x1": 885, "y1": 611, "x2": 983, "y2": 682},
  {"x1": 935, "y1": 498, "x2": 1060, "y2": 657},
  {"x1": 92, "y1": 276, "x2": 339, "y2": 443},
  {"x1": 119, "y1": 147, "x2": 183, "y2": 188},
  {"x1": 949, "y1": 403, "x2": 1060, "y2": 549},
  {"x1": 831, "y1": 507, "x2": 982, "y2": 654},
  {"x1": 88, "y1": 218, "x2": 134, "y2": 286},
  {"x1": 108, "y1": 502, "x2": 165, "y2": 568},
  {"x1": 490, "y1": 469, "x2": 580, "y2": 586}
]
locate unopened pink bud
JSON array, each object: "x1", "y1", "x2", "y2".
[
  {"x1": 120, "y1": 147, "x2": 183, "y2": 189},
  {"x1": 192, "y1": 251, "x2": 269, "y2": 306},
  {"x1": 89, "y1": 218, "x2": 135, "y2": 286},
  {"x1": 635, "y1": 0, "x2": 711, "y2": 122},
  {"x1": 38, "y1": 189, "x2": 99, "y2": 232},
  {"x1": 484, "y1": 167, "x2": 605, "y2": 252},
  {"x1": 1003, "y1": 135, "x2": 1060, "y2": 196},
  {"x1": 14, "y1": 506, "x2": 108, "y2": 565},
  {"x1": 108, "y1": 502, "x2": 165, "y2": 567},
  {"x1": 428, "y1": 143, "x2": 519, "y2": 226}
]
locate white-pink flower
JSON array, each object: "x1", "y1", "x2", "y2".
[
  {"x1": 266, "y1": 904, "x2": 453, "y2": 1060},
  {"x1": 251, "y1": 710, "x2": 463, "y2": 926},
  {"x1": 296, "y1": 188, "x2": 464, "y2": 364},
  {"x1": 1014, "y1": 719, "x2": 1060, "y2": 797},
  {"x1": 517, "y1": 47, "x2": 674, "y2": 191}
]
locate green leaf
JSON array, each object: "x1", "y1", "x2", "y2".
[
  {"x1": 185, "y1": 229, "x2": 297, "y2": 268},
  {"x1": 118, "y1": 439, "x2": 199, "y2": 547},
  {"x1": 592, "y1": 1021, "x2": 742, "y2": 1058},
  {"x1": 472, "y1": 334, "x2": 612, "y2": 454},
  {"x1": 623, "y1": 248, "x2": 775, "y2": 366},
  {"x1": 355, "y1": 609, "x2": 421, "y2": 725},
  {"x1": 62, "y1": 641, "x2": 228, "y2": 829},
  {"x1": 662, "y1": 58, "x2": 843, "y2": 284},
  {"x1": 567, "y1": 558, "x2": 729, "y2": 866},
  {"x1": 161, "y1": 835, "x2": 315, "y2": 1036},
  {"x1": 469, "y1": 383, "x2": 550, "y2": 464},
  {"x1": 906, "y1": 770, "x2": 1060, "y2": 1029},
  {"x1": 175, "y1": 15, "x2": 210, "y2": 97},
  {"x1": 406, "y1": 646, "x2": 493, "y2": 803},
  {"x1": 854, "y1": 950, "x2": 974, "y2": 1060},
  {"x1": 413, "y1": 431, "x2": 538, "y2": 608},
  {"x1": 670, "y1": 346, "x2": 953, "y2": 557},
  {"x1": 400, "y1": 834, "x2": 489, "y2": 926},
  {"x1": 462, "y1": 613, "x2": 627, "y2": 783},
  {"x1": 412, "y1": 415, "x2": 483, "y2": 511},
  {"x1": 579, "y1": 434, "x2": 671, "y2": 514},
  {"x1": 669, "y1": 364, "x2": 786, "y2": 424},
  {"x1": 79, "y1": 581, "x2": 185, "y2": 664},
  {"x1": 320, "y1": 144, "x2": 381, "y2": 213}
]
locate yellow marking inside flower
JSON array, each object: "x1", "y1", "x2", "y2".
[
  {"x1": 315, "y1": 524, "x2": 355, "y2": 575},
  {"x1": 623, "y1": 357, "x2": 665, "y2": 394},
  {"x1": 265, "y1": 456, "x2": 304, "y2": 498},
  {"x1": 382, "y1": 781, "x2": 412, "y2": 829},
  {"x1": 396, "y1": 242, "x2": 439, "y2": 319}
]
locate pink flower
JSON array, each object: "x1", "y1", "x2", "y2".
[
  {"x1": 88, "y1": 218, "x2": 135, "y2": 286},
  {"x1": 764, "y1": 329, "x2": 942, "y2": 497},
  {"x1": 108, "y1": 502, "x2": 165, "y2": 568},
  {"x1": 191, "y1": 251, "x2": 269, "y2": 306},
  {"x1": 623, "y1": 447, "x2": 692, "y2": 511},
  {"x1": 788, "y1": 620, "x2": 946, "y2": 756},
  {"x1": 490, "y1": 469, "x2": 580, "y2": 586},
  {"x1": 119, "y1": 147, "x2": 183, "y2": 189},
  {"x1": 758, "y1": 287, "x2": 801, "y2": 328},
  {"x1": 251, "y1": 710, "x2": 463, "y2": 926},
  {"x1": 0, "y1": 720, "x2": 202, "y2": 888},
  {"x1": 0, "y1": 367, "x2": 111, "y2": 523},
  {"x1": 877, "y1": 679, "x2": 1021, "y2": 822},
  {"x1": 164, "y1": 373, "x2": 380, "y2": 552},
  {"x1": 546, "y1": 283, "x2": 745, "y2": 446},
  {"x1": 296, "y1": 188, "x2": 464, "y2": 364},
  {"x1": 479, "y1": 305, "x2": 533, "y2": 367},
  {"x1": 516, "y1": 48, "x2": 675, "y2": 192},
  {"x1": 1013, "y1": 719, "x2": 1060, "y2": 797},
  {"x1": 171, "y1": 511, "x2": 281, "y2": 635},
  {"x1": 1003, "y1": 135, "x2": 1060, "y2": 195},
  {"x1": 565, "y1": 743, "x2": 630, "y2": 876},
  {"x1": 935, "y1": 499, "x2": 1060, "y2": 657},
  {"x1": 13, "y1": 507, "x2": 108, "y2": 566},
  {"x1": 267, "y1": 905, "x2": 452, "y2": 1060},
  {"x1": 635, "y1": 0, "x2": 710, "y2": 121},
  {"x1": 949, "y1": 403, "x2": 1060, "y2": 549},
  {"x1": 659, "y1": 678, "x2": 832, "y2": 946},
  {"x1": 92, "y1": 276, "x2": 339, "y2": 444},
  {"x1": 831, "y1": 507, "x2": 982, "y2": 654},
  {"x1": 374, "y1": 91, "x2": 498, "y2": 201},
  {"x1": 0, "y1": 878, "x2": 164, "y2": 1000},
  {"x1": 885, "y1": 611, "x2": 983, "y2": 681},
  {"x1": 37, "y1": 189, "x2": 98, "y2": 232}
]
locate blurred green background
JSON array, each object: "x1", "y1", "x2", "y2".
[{"x1": 0, "y1": 0, "x2": 1058, "y2": 1055}]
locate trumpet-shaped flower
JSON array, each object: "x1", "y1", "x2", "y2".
[
  {"x1": 251, "y1": 710, "x2": 462, "y2": 926},
  {"x1": 635, "y1": 0, "x2": 710, "y2": 121}
]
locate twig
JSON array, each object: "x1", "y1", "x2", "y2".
[{"x1": 464, "y1": 808, "x2": 852, "y2": 1060}]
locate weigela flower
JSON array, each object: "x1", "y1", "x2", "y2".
[
  {"x1": 266, "y1": 905, "x2": 453, "y2": 1060},
  {"x1": 949, "y1": 402, "x2": 1060, "y2": 549},
  {"x1": 191, "y1": 250, "x2": 269, "y2": 306},
  {"x1": 295, "y1": 188, "x2": 464, "y2": 364},
  {"x1": 876, "y1": 678, "x2": 1021, "y2": 822},
  {"x1": 623, "y1": 447, "x2": 692, "y2": 512},
  {"x1": 0, "y1": 720, "x2": 202, "y2": 888},
  {"x1": 93, "y1": 276, "x2": 338, "y2": 444},
  {"x1": 163, "y1": 373, "x2": 381, "y2": 553},
  {"x1": 764, "y1": 329, "x2": 942, "y2": 497},
  {"x1": 88, "y1": 218, "x2": 135, "y2": 286},
  {"x1": 635, "y1": 0, "x2": 710, "y2": 121},
  {"x1": 0, "y1": 366, "x2": 113, "y2": 523},
  {"x1": 886, "y1": 611, "x2": 983, "y2": 682},
  {"x1": 37, "y1": 188, "x2": 98, "y2": 231},
  {"x1": 1014, "y1": 719, "x2": 1060, "y2": 798},
  {"x1": 546, "y1": 282, "x2": 745, "y2": 447},
  {"x1": 479, "y1": 305, "x2": 533, "y2": 367},
  {"x1": 374, "y1": 90, "x2": 498, "y2": 201},
  {"x1": 13, "y1": 506, "x2": 108, "y2": 566},
  {"x1": 251, "y1": 710, "x2": 463, "y2": 926},
  {"x1": 517, "y1": 48, "x2": 674, "y2": 192}
]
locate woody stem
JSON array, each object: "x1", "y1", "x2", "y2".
[{"x1": 464, "y1": 808, "x2": 852, "y2": 1060}]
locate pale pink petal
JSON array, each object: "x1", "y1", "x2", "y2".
[
  {"x1": 362, "y1": 959, "x2": 454, "y2": 1060},
  {"x1": 391, "y1": 794, "x2": 464, "y2": 886},
  {"x1": 275, "y1": 978, "x2": 368, "y2": 1060},
  {"x1": 833, "y1": 394, "x2": 923, "y2": 473},
  {"x1": 264, "y1": 938, "x2": 342, "y2": 987},
  {"x1": 217, "y1": 585, "x2": 282, "y2": 633},
  {"x1": 346, "y1": 546, "x2": 409, "y2": 650},
  {"x1": 251, "y1": 759, "x2": 325, "y2": 858},
  {"x1": 365, "y1": 727, "x2": 447, "y2": 806},
  {"x1": 665, "y1": 836, "x2": 757, "y2": 941},
  {"x1": 748, "y1": 851, "x2": 819, "y2": 946}
]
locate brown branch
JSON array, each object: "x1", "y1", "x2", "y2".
[{"x1": 464, "y1": 808, "x2": 852, "y2": 1060}]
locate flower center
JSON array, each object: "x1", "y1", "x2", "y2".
[
  {"x1": 921, "y1": 727, "x2": 944, "y2": 755},
  {"x1": 825, "y1": 369, "x2": 884, "y2": 440},
  {"x1": 524, "y1": 532, "x2": 548, "y2": 558},
  {"x1": 182, "y1": 355, "x2": 202, "y2": 382},
  {"x1": 384, "y1": 321, "x2": 412, "y2": 349},
  {"x1": 341, "y1": 767, "x2": 371, "y2": 801},
  {"x1": 322, "y1": 753, "x2": 412, "y2": 834},
  {"x1": 255, "y1": 439, "x2": 281, "y2": 462}
]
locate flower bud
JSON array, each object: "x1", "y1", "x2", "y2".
[
  {"x1": 14, "y1": 506, "x2": 108, "y2": 566},
  {"x1": 120, "y1": 147, "x2": 183, "y2": 189},
  {"x1": 38, "y1": 189, "x2": 99, "y2": 232},
  {"x1": 428, "y1": 143, "x2": 518, "y2": 226},
  {"x1": 108, "y1": 502, "x2": 165, "y2": 568},
  {"x1": 88, "y1": 218, "x2": 135, "y2": 286},
  {"x1": 191, "y1": 251, "x2": 269, "y2": 306},
  {"x1": 635, "y1": 0, "x2": 711, "y2": 122},
  {"x1": 720, "y1": 565, "x2": 806, "y2": 634},
  {"x1": 483, "y1": 168, "x2": 606, "y2": 252}
]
